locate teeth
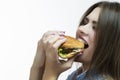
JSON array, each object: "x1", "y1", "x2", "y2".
[
  {"x1": 78, "y1": 39, "x2": 84, "y2": 43},
  {"x1": 78, "y1": 38, "x2": 89, "y2": 48},
  {"x1": 58, "y1": 57, "x2": 68, "y2": 61}
]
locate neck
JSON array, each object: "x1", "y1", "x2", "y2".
[{"x1": 82, "y1": 63, "x2": 90, "y2": 72}]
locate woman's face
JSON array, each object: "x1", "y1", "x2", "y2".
[{"x1": 75, "y1": 7, "x2": 101, "y2": 65}]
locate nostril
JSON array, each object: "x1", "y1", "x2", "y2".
[
  {"x1": 79, "y1": 30, "x2": 85, "y2": 34},
  {"x1": 84, "y1": 44, "x2": 89, "y2": 49}
]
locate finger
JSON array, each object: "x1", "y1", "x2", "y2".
[
  {"x1": 45, "y1": 34, "x2": 55, "y2": 42},
  {"x1": 49, "y1": 34, "x2": 66, "y2": 44},
  {"x1": 46, "y1": 37, "x2": 66, "y2": 63},
  {"x1": 43, "y1": 31, "x2": 65, "y2": 39},
  {"x1": 61, "y1": 56, "x2": 76, "y2": 70},
  {"x1": 42, "y1": 31, "x2": 65, "y2": 43},
  {"x1": 48, "y1": 35, "x2": 59, "y2": 44},
  {"x1": 53, "y1": 37, "x2": 66, "y2": 49},
  {"x1": 43, "y1": 34, "x2": 64, "y2": 48}
]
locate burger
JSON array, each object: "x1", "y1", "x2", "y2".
[{"x1": 58, "y1": 36, "x2": 88, "y2": 59}]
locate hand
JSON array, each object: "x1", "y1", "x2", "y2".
[
  {"x1": 32, "y1": 31, "x2": 63, "y2": 68},
  {"x1": 41, "y1": 31, "x2": 76, "y2": 80}
]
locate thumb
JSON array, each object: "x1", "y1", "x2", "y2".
[{"x1": 61, "y1": 56, "x2": 76, "y2": 71}]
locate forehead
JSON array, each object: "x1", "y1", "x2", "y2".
[{"x1": 87, "y1": 7, "x2": 101, "y2": 22}]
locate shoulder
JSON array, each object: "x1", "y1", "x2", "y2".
[
  {"x1": 82, "y1": 72, "x2": 113, "y2": 80},
  {"x1": 103, "y1": 75, "x2": 113, "y2": 80},
  {"x1": 66, "y1": 68, "x2": 113, "y2": 80},
  {"x1": 66, "y1": 70, "x2": 77, "y2": 80},
  {"x1": 78, "y1": 73, "x2": 113, "y2": 80},
  {"x1": 66, "y1": 67, "x2": 83, "y2": 80}
]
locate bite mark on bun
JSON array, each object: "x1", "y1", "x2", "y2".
[{"x1": 58, "y1": 36, "x2": 85, "y2": 59}]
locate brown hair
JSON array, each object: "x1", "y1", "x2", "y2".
[
  {"x1": 73, "y1": 1, "x2": 120, "y2": 80},
  {"x1": 91, "y1": 1, "x2": 120, "y2": 80}
]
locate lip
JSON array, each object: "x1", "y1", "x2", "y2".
[
  {"x1": 77, "y1": 35, "x2": 89, "y2": 49},
  {"x1": 76, "y1": 50, "x2": 84, "y2": 56},
  {"x1": 78, "y1": 36, "x2": 88, "y2": 44}
]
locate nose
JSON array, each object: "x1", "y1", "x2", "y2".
[{"x1": 77, "y1": 24, "x2": 90, "y2": 36}]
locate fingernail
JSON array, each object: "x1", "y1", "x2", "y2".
[
  {"x1": 50, "y1": 33, "x2": 55, "y2": 35},
  {"x1": 60, "y1": 31, "x2": 65, "y2": 33},
  {"x1": 59, "y1": 31, "x2": 65, "y2": 34},
  {"x1": 59, "y1": 33, "x2": 65, "y2": 37},
  {"x1": 60, "y1": 36, "x2": 65, "y2": 39}
]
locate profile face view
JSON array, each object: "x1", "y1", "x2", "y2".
[{"x1": 75, "y1": 7, "x2": 101, "y2": 65}]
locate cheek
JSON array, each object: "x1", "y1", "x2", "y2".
[
  {"x1": 89, "y1": 32, "x2": 95, "y2": 43},
  {"x1": 76, "y1": 29, "x2": 80, "y2": 38}
]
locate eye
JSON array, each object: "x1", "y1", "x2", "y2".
[
  {"x1": 92, "y1": 23, "x2": 97, "y2": 30},
  {"x1": 82, "y1": 17, "x2": 89, "y2": 25},
  {"x1": 92, "y1": 26, "x2": 96, "y2": 30},
  {"x1": 92, "y1": 21, "x2": 97, "y2": 30}
]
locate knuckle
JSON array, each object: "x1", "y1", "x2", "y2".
[
  {"x1": 46, "y1": 41, "x2": 53, "y2": 48},
  {"x1": 47, "y1": 40, "x2": 51, "y2": 45},
  {"x1": 52, "y1": 44, "x2": 56, "y2": 48}
]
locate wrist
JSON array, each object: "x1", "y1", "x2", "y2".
[
  {"x1": 42, "y1": 69, "x2": 59, "y2": 80},
  {"x1": 42, "y1": 75, "x2": 57, "y2": 80},
  {"x1": 31, "y1": 65, "x2": 44, "y2": 70},
  {"x1": 31, "y1": 55, "x2": 45, "y2": 69},
  {"x1": 30, "y1": 66, "x2": 45, "y2": 80}
]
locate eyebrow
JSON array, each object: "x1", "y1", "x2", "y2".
[{"x1": 92, "y1": 21, "x2": 97, "y2": 25}]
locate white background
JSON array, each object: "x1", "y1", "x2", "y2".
[{"x1": 0, "y1": 0, "x2": 119, "y2": 80}]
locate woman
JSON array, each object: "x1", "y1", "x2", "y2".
[{"x1": 29, "y1": 1, "x2": 120, "y2": 80}]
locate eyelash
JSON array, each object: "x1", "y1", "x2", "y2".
[
  {"x1": 92, "y1": 26, "x2": 96, "y2": 30},
  {"x1": 82, "y1": 18, "x2": 96, "y2": 30},
  {"x1": 82, "y1": 18, "x2": 88, "y2": 25}
]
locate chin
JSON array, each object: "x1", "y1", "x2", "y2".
[{"x1": 74, "y1": 55, "x2": 83, "y2": 62}]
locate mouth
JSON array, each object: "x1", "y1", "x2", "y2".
[
  {"x1": 84, "y1": 44, "x2": 89, "y2": 49},
  {"x1": 78, "y1": 36, "x2": 89, "y2": 49}
]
